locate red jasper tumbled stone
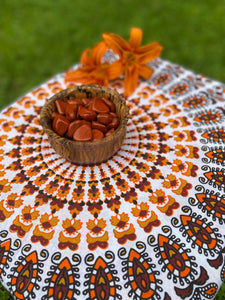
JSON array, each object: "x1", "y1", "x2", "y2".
[
  {"x1": 65, "y1": 103, "x2": 78, "y2": 122},
  {"x1": 107, "y1": 117, "x2": 119, "y2": 129},
  {"x1": 55, "y1": 99, "x2": 66, "y2": 115},
  {"x1": 52, "y1": 114, "x2": 70, "y2": 136},
  {"x1": 102, "y1": 97, "x2": 116, "y2": 112},
  {"x1": 67, "y1": 120, "x2": 91, "y2": 139},
  {"x1": 92, "y1": 129, "x2": 104, "y2": 141},
  {"x1": 67, "y1": 98, "x2": 83, "y2": 105},
  {"x1": 51, "y1": 96, "x2": 120, "y2": 142},
  {"x1": 73, "y1": 124, "x2": 92, "y2": 142},
  {"x1": 81, "y1": 98, "x2": 93, "y2": 107},
  {"x1": 105, "y1": 128, "x2": 115, "y2": 137},
  {"x1": 51, "y1": 111, "x2": 58, "y2": 119},
  {"x1": 92, "y1": 121, "x2": 107, "y2": 133},
  {"x1": 92, "y1": 98, "x2": 110, "y2": 113},
  {"x1": 97, "y1": 113, "x2": 113, "y2": 125},
  {"x1": 109, "y1": 112, "x2": 118, "y2": 118},
  {"x1": 78, "y1": 106, "x2": 97, "y2": 121}
]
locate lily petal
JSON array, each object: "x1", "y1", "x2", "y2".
[
  {"x1": 137, "y1": 64, "x2": 153, "y2": 80},
  {"x1": 65, "y1": 68, "x2": 90, "y2": 81},
  {"x1": 91, "y1": 41, "x2": 108, "y2": 65},
  {"x1": 64, "y1": 70, "x2": 83, "y2": 82},
  {"x1": 102, "y1": 33, "x2": 130, "y2": 56},
  {"x1": 80, "y1": 49, "x2": 92, "y2": 66},
  {"x1": 136, "y1": 41, "x2": 162, "y2": 54},
  {"x1": 124, "y1": 66, "x2": 139, "y2": 96},
  {"x1": 105, "y1": 60, "x2": 123, "y2": 80},
  {"x1": 137, "y1": 42, "x2": 163, "y2": 63},
  {"x1": 64, "y1": 67, "x2": 98, "y2": 83},
  {"x1": 66, "y1": 75, "x2": 107, "y2": 86},
  {"x1": 129, "y1": 27, "x2": 142, "y2": 50}
]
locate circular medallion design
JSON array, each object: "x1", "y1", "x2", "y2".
[
  {"x1": 0, "y1": 59, "x2": 224, "y2": 300},
  {"x1": 0, "y1": 75, "x2": 201, "y2": 253}
]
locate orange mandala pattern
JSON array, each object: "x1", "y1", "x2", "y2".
[
  {"x1": 0, "y1": 76, "x2": 201, "y2": 251},
  {"x1": 0, "y1": 58, "x2": 225, "y2": 300}
]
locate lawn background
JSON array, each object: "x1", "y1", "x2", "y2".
[{"x1": 0, "y1": 0, "x2": 225, "y2": 299}]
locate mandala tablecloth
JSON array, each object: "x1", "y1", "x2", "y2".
[{"x1": 0, "y1": 58, "x2": 225, "y2": 300}]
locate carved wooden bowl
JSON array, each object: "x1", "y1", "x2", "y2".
[{"x1": 40, "y1": 84, "x2": 129, "y2": 165}]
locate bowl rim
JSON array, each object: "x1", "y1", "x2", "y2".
[{"x1": 40, "y1": 84, "x2": 130, "y2": 148}]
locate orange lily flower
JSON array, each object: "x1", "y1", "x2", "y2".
[
  {"x1": 103, "y1": 28, "x2": 163, "y2": 96},
  {"x1": 65, "y1": 41, "x2": 123, "y2": 86}
]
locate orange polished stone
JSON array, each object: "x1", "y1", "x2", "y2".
[
  {"x1": 81, "y1": 98, "x2": 93, "y2": 107},
  {"x1": 52, "y1": 114, "x2": 70, "y2": 136},
  {"x1": 107, "y1": 117, "x2": 119, "y2": 129},
  {"x1": 67, "y1": 120, "x2": 91, "y2": 139},
  {"x1": 55, "y1": 99, "x2": 66, "y2": 115},
  {"x1": 97, "y1": 113, "x2": 112, "y2": 125},
  {"x1": 109, "y1": 112, "x2": 118, "y2": 118},
  {"x1": 65, "y1": 103, "x2": 78, "y2": 122},
  {"x1": 92, "y1": 98, "x2": 110, "y2": 113},
  {"x1": 92, "y1": 121, "x2": 107, "y2": 133},
  {"x1": 52, "y1": 96, "x2": 120, "y2": 142},
  {"x1": 51, "y1": 111, "x2": 59, "y2": 119},
  {"x1": 73, "y1": 124, "x2": 92, "y2": 141},
  {"x1": 92, "y1": 129, "x2": 104, "y2": 140},
  {"x1": 102, "y1": 97, "x2": 116, "y2": 112},
  {"x1": 67, "y1": 98, "x2": 83, "y2": 105},
  {"x1": 78, "y1": 106, "x2": 97, "y2": 121},
  {"x1": 105, "y1": 128, "x2": 115, "y2": 137}
]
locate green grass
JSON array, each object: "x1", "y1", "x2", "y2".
[
  {"x1": 0, "y1": 0, "x2": 225, "y2": 108},
  {"x1": 0, "y1": 0, "x2": 225, "y2": 299}
]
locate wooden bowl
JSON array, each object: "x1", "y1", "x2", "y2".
[{"x1": 40, "y1": 84, "x2": 129, "y2": 165}]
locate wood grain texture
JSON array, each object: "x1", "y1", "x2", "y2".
[{"x1": 40, "y1": 85, "x2": 129, "y2": 165}]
